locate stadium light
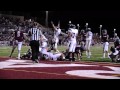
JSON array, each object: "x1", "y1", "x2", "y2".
[
  {"x1": 77, "y1": 24, "x2": 80, "y2": 30},
  {"x1": 86, "y1": 23, "x2": 88, "y2": 26},
  {"x1": 100, "y1": 25, "x2": 102, "y2": 38},
  {"x1": 114, "y1": 28, "x2": 116, "y2": 38},
  {"x1": 69, "y1": 21, "x2": 71, "y2": 24},
  {"x1": 85, "y1": 23, "x2": 88, "y2": 31},
  {"x1": 45, "y1": 11, "x2": 48, "y2": 27},
  {"x1": 114, "y1": 28, "x2": 116, "y2": 32}
]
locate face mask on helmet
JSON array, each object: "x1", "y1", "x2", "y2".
[
  {"x1": 81, "y1": 30, "x2": 85, "y2": 33},
  {"x1": 87, "y1": 28, "x2": 91, "y2": 31},
  {"x1": 56, "y1": 27, "x2": 59, "y2": 29}
]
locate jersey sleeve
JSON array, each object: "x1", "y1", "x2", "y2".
[{"x1": 28, "y1": 29, "x2": 32, "y2": 36}]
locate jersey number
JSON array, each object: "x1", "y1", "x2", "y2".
[{"x1": 72, "y1": 33, "x2": 75, "y2": 38}]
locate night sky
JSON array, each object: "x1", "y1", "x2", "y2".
[{"x1": 46, "y1": 11, "x2": 120, "y2": 37}]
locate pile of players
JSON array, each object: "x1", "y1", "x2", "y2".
[{"x1": 20, "y1": 21, "x2": 92, "y2": 62}]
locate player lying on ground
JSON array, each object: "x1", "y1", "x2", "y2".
[
  {"x1": 40, "y1": 47, "x2": 65, "y2": 61},
  {"x1": 39, "y1": 31, "x2": 65, "y2": 61}
]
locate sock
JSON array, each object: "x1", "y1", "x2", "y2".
[
  {"x1": 107, "y1": 53, "x2": 110, "y2": 58},
  {"x1": 87, "y1": 52, "x2": 90, "y2": 58},
  {"x1": 18, "y1": 50, "x2": 21, "y2": 59},
  {"x1": 103, "y1": 53, "x2": 105, "y2": 58},
  {"x1": 89, "y1": 52, "x2": 91, "y2": 56},
  {"x1": 86, "y1": 51, "x2": 88, "y2": 56}
]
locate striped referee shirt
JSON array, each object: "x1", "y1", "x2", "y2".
[{"x1": 28, "y1": 27, "x2": 42, "y2": 41}]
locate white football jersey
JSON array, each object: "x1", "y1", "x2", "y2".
[
  {"x1": 41, "y1": 34, "x2": 48, "y2": 42},
  {"x1": 68, "y1": 28, "x2": 78, "y2": 41},
  {"x1": 42, "y1": 51, "x2": 53, "y2": 60},
  {"x1": 86, "y1": 31, "x2": 93, "y2": 40},
  {"x1": 54, "y1": 28, "x2": 61, "y2": 39}
]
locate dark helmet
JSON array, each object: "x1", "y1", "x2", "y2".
[
  {"x1": 81, "y1": 29, "x2": 85, "y2": 33},
  {"x1": 116, "y1": 39, "x2": 120, "y2": 44},
  {"x1": 69, "y1": 24, "x2": 75, "y2": 28},
  {"x1": 110, "y1": 46, "x2": 115, "y2": 53},
  {"x1": 102, "y1": 29, "x2": 107, "y2": 34}
]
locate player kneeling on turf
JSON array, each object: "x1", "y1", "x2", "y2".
[
  {"x1": 20, "y1": 49, "x2": 32, "y2": 60},
  {"x1": 75, "y1": 42, "x2": 86, "y2": 60},
  {"x1": 109, "y1": 46, "x2": 119, "y2": 62}
]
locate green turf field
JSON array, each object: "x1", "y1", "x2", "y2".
[{"x1": 0, "y1": 43, "x2": 115, "y2": 62}]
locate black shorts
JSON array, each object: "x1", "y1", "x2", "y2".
[
  {"x1": 75, "y1": 47, "x2": 81, "y2": 53},
  {"x1": 80, "y1": 46, "x2": 86, "y2": 52}
]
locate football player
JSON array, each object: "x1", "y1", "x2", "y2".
[
  {"x1": 114, "y1": 33, "x2": 120, "y2": 48},
  {"x1": 9, "y1": 27, "x2": 26, "y2": 59},
  {"x1": 85, "y1": 28, "x2": 93, "y2": 58},
  {"x1": 41, "y1": 46, "x2": 65, "y2": 61},
  {"x1": 101, "y1": 29, "x2": 109, "y2": 58},
  {"x1": 51, "y1": 21, "x2": 61, "y2": 53},
  {"x1": 67, "y1": 24, "x2": 78, "y2": 61}
]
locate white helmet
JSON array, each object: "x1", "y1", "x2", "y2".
[{"x1": 115, "y1": 33, "x2": 117, "y2": 36}]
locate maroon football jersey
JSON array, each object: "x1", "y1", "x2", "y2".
[
  {"x1": 14, "y1": 30, "x2": 24, "y2": 42},
  {"x1": 81, "y1": 32, "x2": 86, "y2": 42},
  {"x1": 102, "y1": 33, "x2": 108, "y2": 42}
]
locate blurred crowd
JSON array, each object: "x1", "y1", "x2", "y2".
[{"x1": 0, "y1": 14, "x2": 114, "y2": 46}]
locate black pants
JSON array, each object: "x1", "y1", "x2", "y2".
[{"x1": 30, "y1": 40, "x2": 39, "y2": 61}]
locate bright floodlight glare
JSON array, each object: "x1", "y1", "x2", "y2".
[
  {"x1": 69, "y1": 21, "x2": 71, "y2": 24},
  {"x1": 86, "y1": 23, "x2": 88, "y2": 26},
  {"x1": 100, "y1": 25, "x2": 102, "y2": 27},
  {"x1": 45, "y1": 11, "x2": 48, "y2": 27}
]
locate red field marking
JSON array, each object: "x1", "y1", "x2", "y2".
[
  {"x1": 0, "y1": 57, "x2": 10, "y2": 61},
  {"x1": 0, "y1": 68, "x2": 91, "y2": 79},
  {"x1": 0, "y1": 57, "x2": 120, "y2": 79}
]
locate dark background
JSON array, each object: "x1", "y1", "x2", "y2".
[{"x1": 1, "y1": 11, "x2": 120, "y2": 37}]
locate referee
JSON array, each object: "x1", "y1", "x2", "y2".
[{"x1": 28, "y1": 23, "x2": 41, "y2": 63}]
